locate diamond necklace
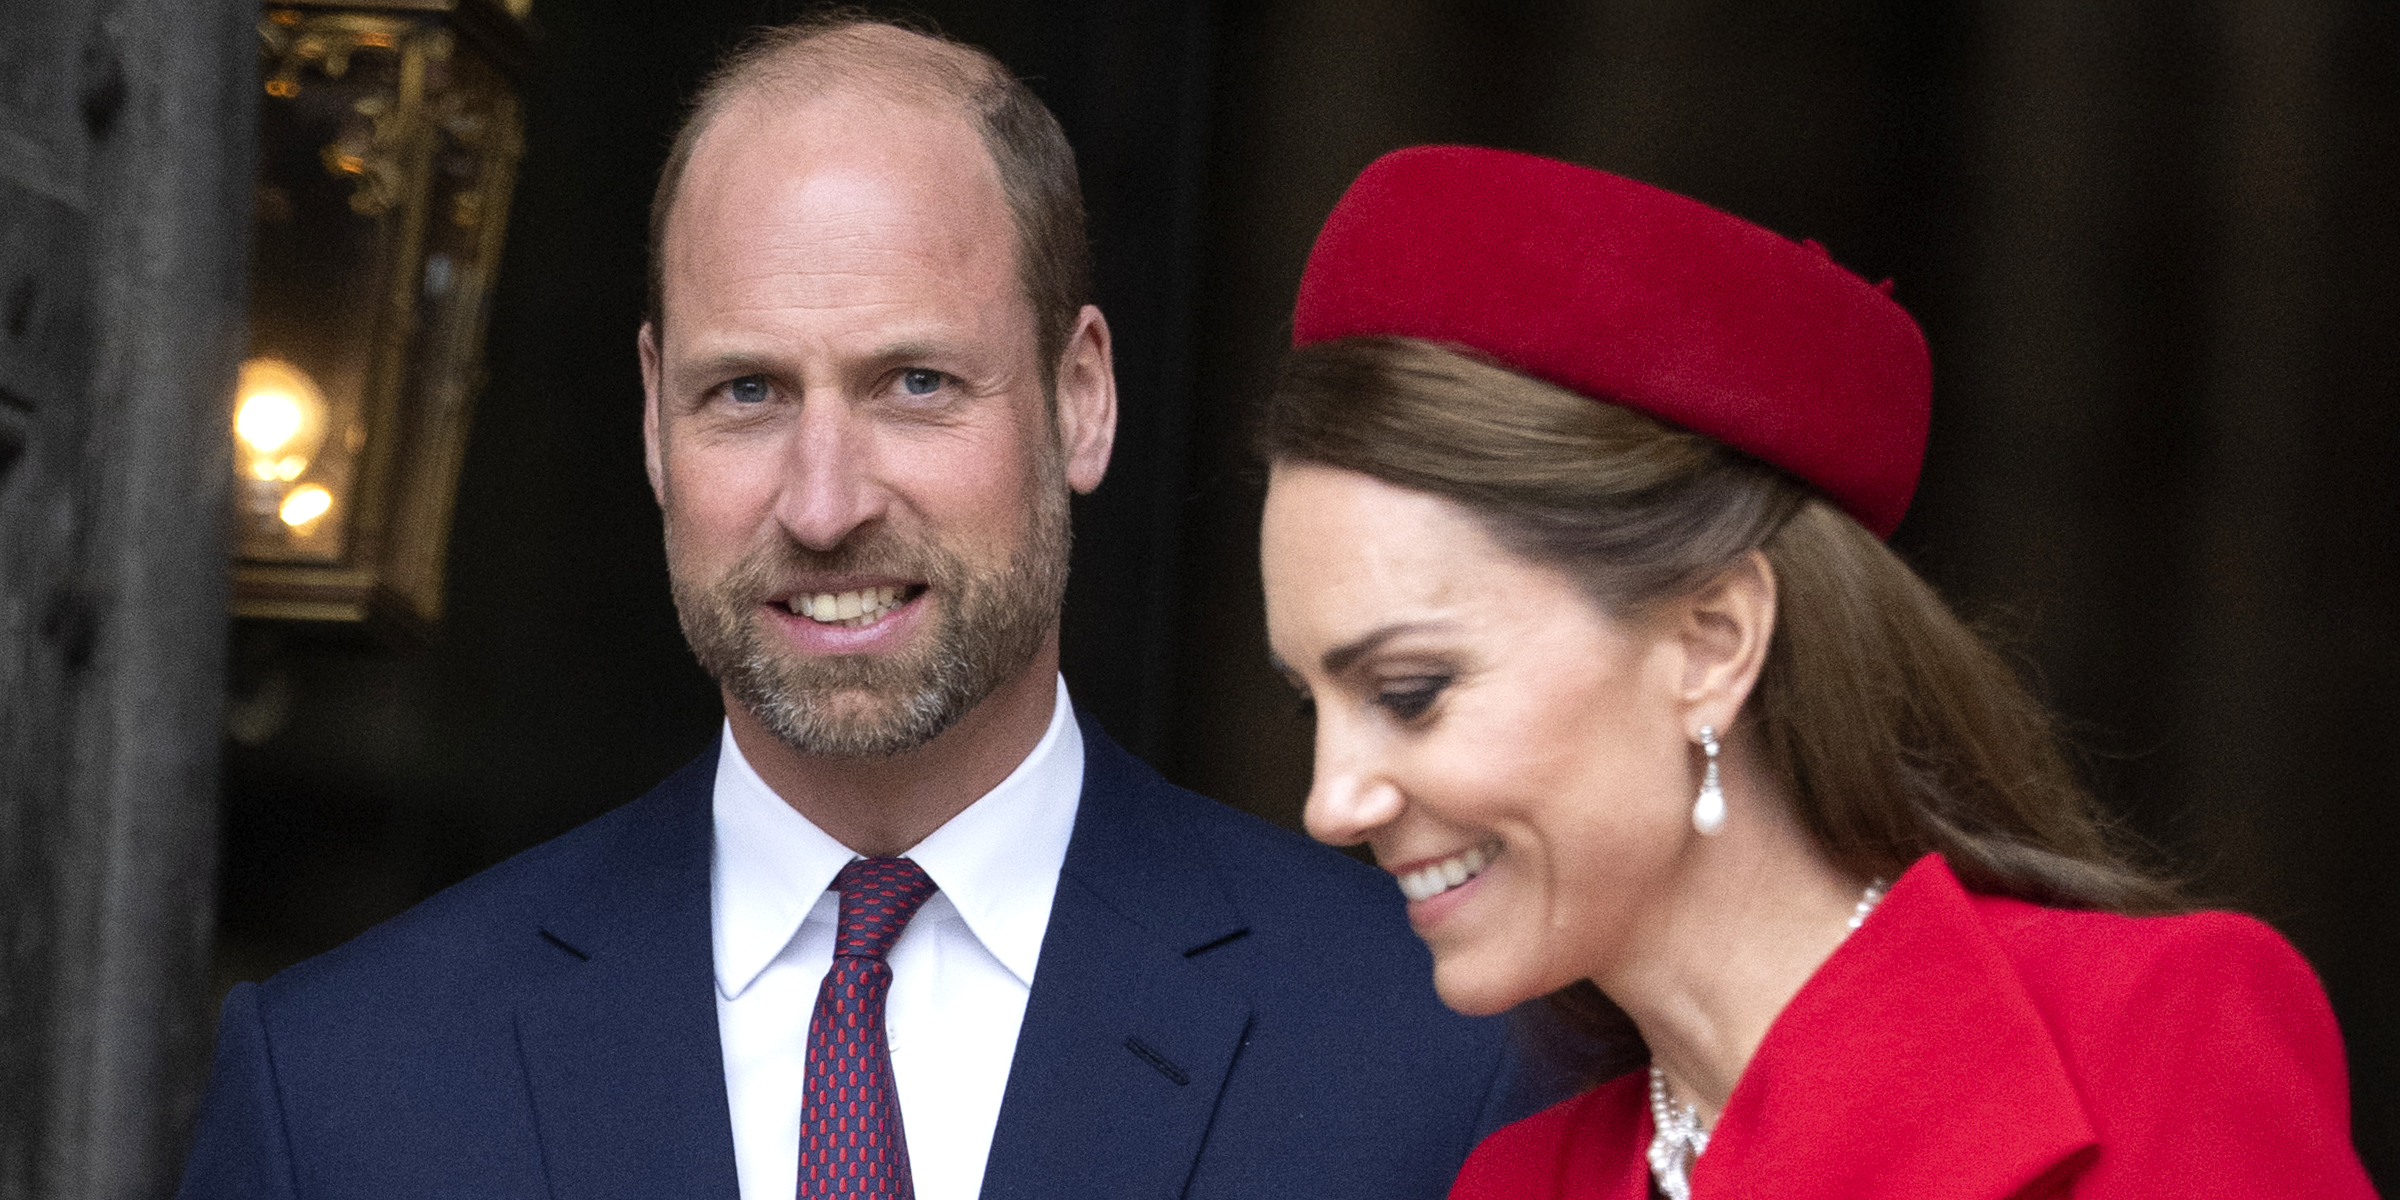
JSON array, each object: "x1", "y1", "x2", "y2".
[
  {"x1": 1644, "y1": 877, "x2": 1886, "y2": 1200},
  {"x1": 1645, "y1": 1069, "x2": 1709, "y2": 1200}
]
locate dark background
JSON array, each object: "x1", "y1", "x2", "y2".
[{"x1": 214, "y1": 0, "x2": 2399, "y2": 1184}]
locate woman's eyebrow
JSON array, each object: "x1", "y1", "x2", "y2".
[{"x1": 1319, "y1": 621, "x2": 1446, "y2": 676}]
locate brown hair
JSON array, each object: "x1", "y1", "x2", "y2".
[
  {"x1": 1264, "y1": 336, "x2": 2177, "y2": 904},
  {"x1": 645, "y1": 11, "x2": 1090, "y2": 386},
  {"x1": 1260, "y1": 337, "x2": 2180, "y2": 1052}
]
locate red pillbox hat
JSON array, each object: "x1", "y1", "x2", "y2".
[{"x1": 1292, "y1": 145, "x2": 1932, "y2": 538}]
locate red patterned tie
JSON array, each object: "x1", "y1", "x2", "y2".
[{"x1": 798, "y1": 857, "x2": 938, "y2": 1200}]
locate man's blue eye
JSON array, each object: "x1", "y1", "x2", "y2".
[
  {"x1": 900, "y1": 369, "x2": 943, "y2": 396},
  {"x1": 725, "y1": 377, "x2": 770, "y2": 404}
]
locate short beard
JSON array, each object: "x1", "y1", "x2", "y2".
[{"x1": 668, "y1": 454, "x2": 1070, "y2": 760}]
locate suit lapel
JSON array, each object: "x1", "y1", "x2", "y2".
[
  {"x1": 979, "y1": 715, "x2": 1255, "y2": 1200},
  {"x1": 513, "y1": 751, "x2": 743, "y2": 1200}
]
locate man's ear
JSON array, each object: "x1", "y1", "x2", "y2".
[
  {"x1": 639, "y1": 321, "x2": 667, "y2": 507},
  {"x1": 1674, "y1": 551, "x2": 1779, "y2": 733},
  {"x1": 1052, "y1": 304, "x2": 1117, "y2": 494}
]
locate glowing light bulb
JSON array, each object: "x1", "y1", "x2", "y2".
[
  {"x1": 279, "y1": 484, "x2": 333, "y2": 527},
  {"x1": 237, "y1": 391, "x2": 304, "y2": 454},
  {"x1": 233, "y1": 357, "x2": 328, "y2": 483}
]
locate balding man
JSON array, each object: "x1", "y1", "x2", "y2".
[{"x1": 177, "y1": 16, "x2": 1552, "y2": 1200}]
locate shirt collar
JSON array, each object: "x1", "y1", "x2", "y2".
[{"x1": 710, "y1": 677, "x2": 1084, "y2": 1000}]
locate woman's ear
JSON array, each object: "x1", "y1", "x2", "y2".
[{"x1": 1674, "y1": 550, "x2": 1778, "y2": 732}]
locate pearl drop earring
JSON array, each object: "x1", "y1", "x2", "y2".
[{"x1": 1692, "y1": 725, "x2": 1726, "y2": 835}]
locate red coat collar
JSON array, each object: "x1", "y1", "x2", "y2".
[{"x1": 1689, "y1": 854, "x2": 2099, "y2": 1199}]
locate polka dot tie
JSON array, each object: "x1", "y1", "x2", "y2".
[{"x1": 798, "y1": 857, "x2": 938, "y2": 1200}]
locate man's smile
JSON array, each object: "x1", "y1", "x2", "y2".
[{"x1": 775, "y1": 584, "x2": 928, "y2": 628}]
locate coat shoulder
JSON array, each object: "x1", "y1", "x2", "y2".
[
  {"x1": 186, "y1": 750, "x2": 721, "y2": 1199},
  {"x1": 1964, "y1": 889, "x2": 2373, "y2": 1197},
  {"x1": 256, "y1": 748, "x2": 715, "y2": 1021},
  {"x1": 1075, "y1": 719, "x2": 1432, "y2": 955},
  {"x1": 1165, "y1": 770, "x2": 1401, "y2": 904},
  {"x1": 1968, "y1": 892, "x2": 2328, "y2": 1034}
]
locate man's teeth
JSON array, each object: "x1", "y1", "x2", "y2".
[
  {"x1": 786, "y1": 585, "x2": 907, "y2": 628},
  {"x1": 1396, "y1": 843, "x2": 1497, "y2": 903}
]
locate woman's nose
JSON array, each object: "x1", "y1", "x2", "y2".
[{"x1": 1304, "y1": 758, "x2": 1404, "y2": 848}]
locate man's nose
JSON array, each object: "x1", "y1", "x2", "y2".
[
  {"x1": 771, "y1": 393, "x2": 885, "y2": 551},
  {"x1": 1302, "y1": 735, "x2": 1404, "y2": 848}
]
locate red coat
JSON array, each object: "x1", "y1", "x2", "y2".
[{"x1": 1451, "y1": 855, "x2": 2378, "y2": 1200}]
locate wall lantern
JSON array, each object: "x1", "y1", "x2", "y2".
[{"x1": 232, "y1": 0, "x2": 530, "y2": 639}]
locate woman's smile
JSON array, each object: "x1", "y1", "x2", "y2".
[{"x1": 1388, "y1": 839, "x2": 1501, "y2": 903}]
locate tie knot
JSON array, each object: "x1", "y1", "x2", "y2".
[{"x1": 830, "y1": 857, "x2": 937, "y2": 961}]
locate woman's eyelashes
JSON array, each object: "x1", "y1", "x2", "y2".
[
  {"x1": 1375, "y1": 675, "x2": 1451, "y2": 721},
  {"x1": 1278, "y1": 667, "x2": 1449, "y2": 723}
]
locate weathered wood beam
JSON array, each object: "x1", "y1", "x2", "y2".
[{"x1": 0, "y1": 1, "x2": 253, "y2": 1196}]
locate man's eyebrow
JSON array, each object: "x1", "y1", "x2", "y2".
[
  {"x1": 1319, "y1": 621, "x2": 1444, "y2": 676},
  {"x1": 668, "y1": 340, "x2": 961, "y2": 389},
  {"x1": 672, "y1": 350, "x2": 776, "y2": 383},
  {"x1": 871, "y1": 338, "x2": 954, "y2": 364}
]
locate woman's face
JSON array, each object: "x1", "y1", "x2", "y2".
[{"x1": 1261, "y1": 462, "x2": 1699, "y2": 1016}]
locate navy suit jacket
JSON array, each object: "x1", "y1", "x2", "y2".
[{"x1": 178, "y1": 713, "x2": 1557, "y2": 1199}]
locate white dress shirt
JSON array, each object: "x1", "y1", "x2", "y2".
[{"x1": 711, "y1": 679, "x2": 1083, "y2": 1200}]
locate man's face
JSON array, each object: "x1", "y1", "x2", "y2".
[{"x1": 640, "y1": 88, "x2": 1106, "y2": 758}]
